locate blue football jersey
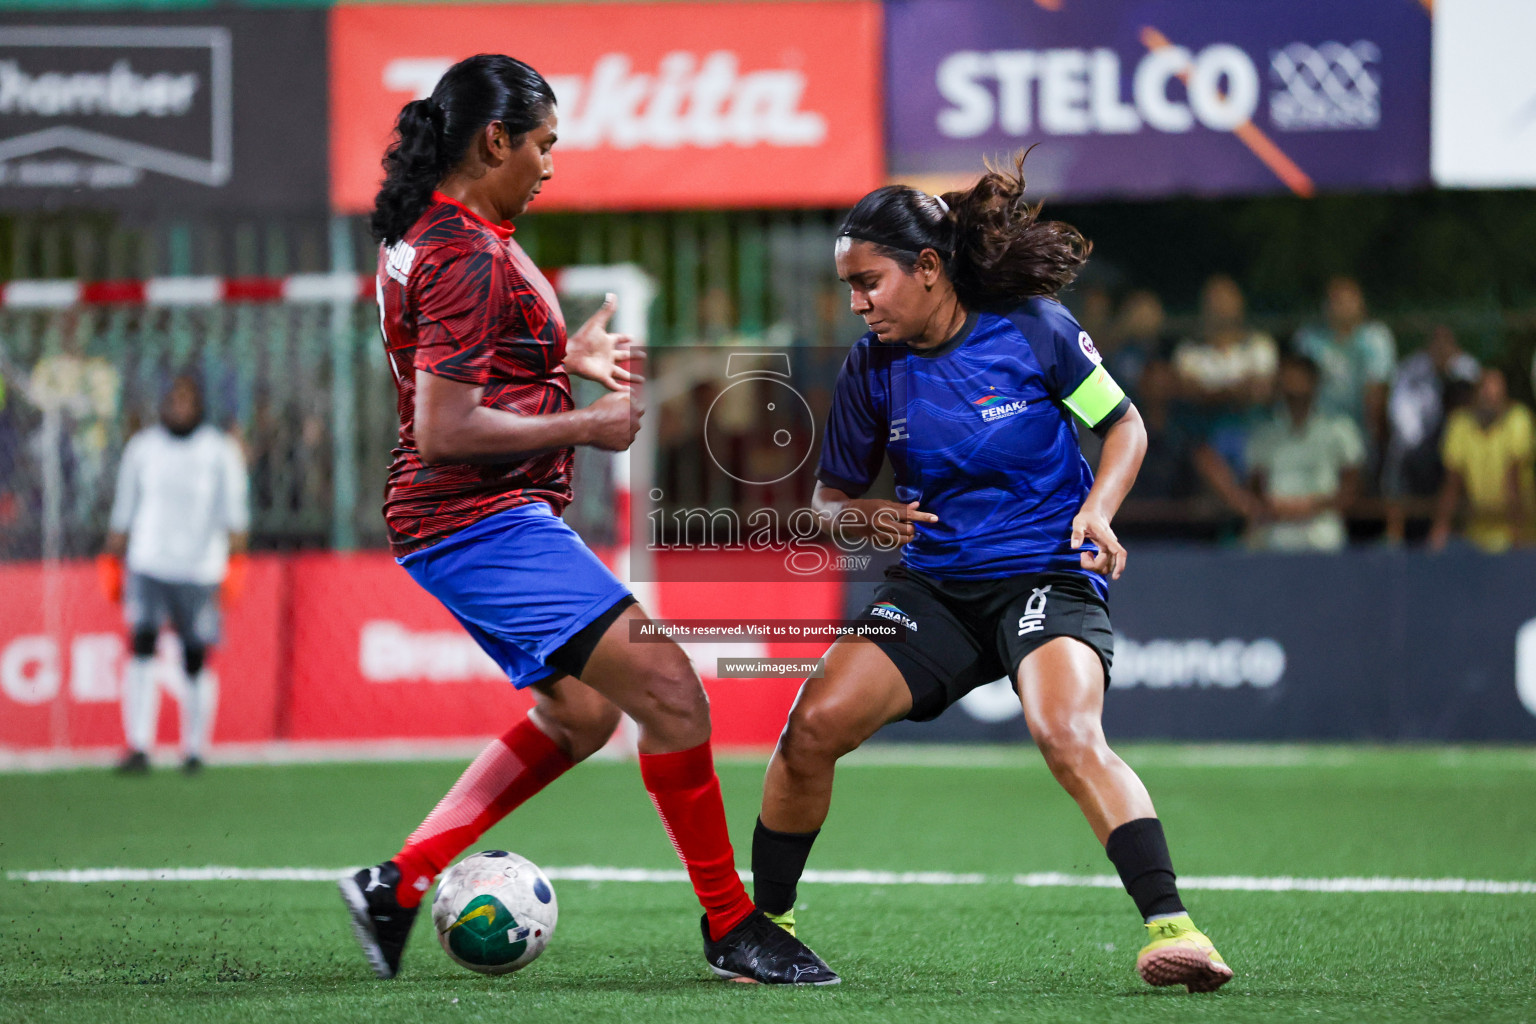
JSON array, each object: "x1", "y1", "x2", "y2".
[{"x1": 816, "y1": 297, "x2": 1130, "y2": 597}]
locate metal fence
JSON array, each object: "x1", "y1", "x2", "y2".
[
  {"x1": 3, "y1": 208, "x2": 1535, "y2": 559},
  {"x1": 0, "y1": 209, "x2": 858, "y2": 559}
]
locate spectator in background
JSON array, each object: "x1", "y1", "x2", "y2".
[
  {"x1": 1172, "y1": 275, "x2": 1277, "y2": 513},
  {"x1": 1293, "y1": 276, "x2": 1396, "y2": 467},
  {"x1": 28, "y1": 321, "x2": 120, "y2": 529},
  {"x1": 1430, "y1": 367, "x2": 1535, "y2": 552},
  {"x1": 1130, "y1": 358, "x2": 1197, "y2": 502},
  {"x1": 1383, "y1": 326, "x2": 1480, "y2": 543},
  {"x1": 1244, "y1": 352, "x2": 1364, "y2": 552},
  {"x1": 1104, "y1": 289, "x2": 1171, "y2": 403},
  {"x1": 0, "y1": 369, "x2": 25, "y2": 544},
  {"x1": 101, "y1": 374, "x2": 249, "y2": 774},
  {"x1": 1073, "y1": 281, "x2": 1115, "y2": 351}
]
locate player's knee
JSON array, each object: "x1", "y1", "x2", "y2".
[
  {"x1": 781, "y1": 700, "x2": 861, "y2": 766},
  {"x1": 130, "y1": 629, "x2": 157, "y2": 658},
  {"x1": 634, "y1": 653, "x2": 709, "y2": 732},
  {"x1": 183, "y1": 645, "x2": 207, "y2": 678},
  {"x1": 1031, "y1": 718, "x2": 1106, "y2": 779}
]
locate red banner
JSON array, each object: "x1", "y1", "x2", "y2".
[
  {"x1": 328, "y1": 2, "x2": 883, "y2": 212},
  {"x1": 0, "y1": 558, "x2": 285, "y2": 751},
  {"x1": 1, "y1": 552, "x2": 844, "y2": 754},
  {"x1": 282, "y1": 553, "x2": 535, "y2": 741},
  {"x1": 649, "y1": 553, "x2": 843, "y2": 750}
]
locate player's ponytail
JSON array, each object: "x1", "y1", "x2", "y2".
[
  {"x1": 838, "y1": 150, "x2": 1090, "y2": 312},
  {"x1": 371, "y1": 54, "x2": 558, "y2": 245},
  {"x1": 372, "y1": 99, "x2": 444, "y2": 246}
]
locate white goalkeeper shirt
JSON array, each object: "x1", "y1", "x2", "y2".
[{"x1": 109, "y1": 424, "x2": 250, "y2": 585}]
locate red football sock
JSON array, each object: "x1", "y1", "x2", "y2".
[
  {"x1": 638, "y1": 741, "x2": 754, "y2": 941},
  {"x1": 392, "y1": 717, "x2": 574, "y2": 908}
]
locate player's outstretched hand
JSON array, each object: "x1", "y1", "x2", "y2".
[
  {"x1": 564, "y1": 293, "x2": 645, "y2": 392},
  {"x1": 1071, "y1": 504, "x2": 1126, "y2": 579},
  {"x1": 585, "y1": 390, "x2": 643, "y2": 451}
]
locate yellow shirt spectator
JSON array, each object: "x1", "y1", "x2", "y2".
[{"x1": 1440, "y1": 402, "x2": 1536, "y2": 552}]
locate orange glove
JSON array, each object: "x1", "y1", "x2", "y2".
[
  {"x1": 221, "y1": 553, "x2": 249, "y2": 606},
  {"x1": 95, "y1": 554, "x2": 123, "y2": 604}
]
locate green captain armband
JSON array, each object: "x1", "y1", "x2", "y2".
[{"x1": 1063, "y1": 365, "x2": 1127, "y2": 431}]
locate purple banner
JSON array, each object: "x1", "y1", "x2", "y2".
[{"x1": 885, "y1": 0, "x2": 1431, "y2": 200}]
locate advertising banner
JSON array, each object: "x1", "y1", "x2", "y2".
[
  {"x1": 874, "y1": 550, "x2": 1536, "y2": 745},
  {"x1": 885, "y1": 0, "x2": 1431, "y2": 200},
  {"x1": 328, "y1": 2, "x2": 883, "y2": 212},
  {"x1": 0, "y1": 550, "x2": 838, "y2": 755},
  {"x1": 282, "y1": 552, "x2": 537, "y2": 742},
  {"x1": 281, "y1": 550, "x2": 840, "y2": 748},
  {"x1": 0, "y1": 557, "x2": 285, "y2": 751},
  {"x1": 1432, "y1": 0, "x2": 1536, "y2": 188},
  {"x1": 8, "y1": 549, "x2": 1532, "y2": 755},
  {"x1": 0, "y1": 12, "x2": 329, "y2": 213}
]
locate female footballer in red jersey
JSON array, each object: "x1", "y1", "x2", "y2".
[{"x1": 338, "y1": 54, "x2": 835, "y2": 986}]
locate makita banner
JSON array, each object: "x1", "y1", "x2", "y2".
[
  {"x1": 0, "y1": 12, "x2": 329, "y2": 212},
  {"x1": 329, "y1": 2, "x2": 883, "y2": 212},
  {"x1": 885, "y1": 0, "x2": 1430, "y2": 200},
  {"x1": 872, "y1": 550, "x2": 1536, "y2": 744}
]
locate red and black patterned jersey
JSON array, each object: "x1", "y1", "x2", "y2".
[{"x1": 377, "y1": 192, "x2": 572, "y2": 556}]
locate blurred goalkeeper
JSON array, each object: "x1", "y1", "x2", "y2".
[{"x1": 100, "y1": 373, "x2": 249, "y2": 774}]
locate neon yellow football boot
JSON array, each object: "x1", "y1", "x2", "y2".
[
  {"x1": 763, "y1": 908, "x2": 796, "y2": 937},
  {"x1": 1135, "y1": 913, "x2": 1233, "y2": 993}
]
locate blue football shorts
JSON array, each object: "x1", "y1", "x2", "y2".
[{"x1": 398, "y1": 502, "x2": 634, "y2": 688}]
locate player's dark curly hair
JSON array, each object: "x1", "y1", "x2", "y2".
[
  {"x1": 838, "y1": 150, "x2": 1091, "y2": 311},
  {"x1": 371, "y1": 54, "x2": 557, "y2": 245}
]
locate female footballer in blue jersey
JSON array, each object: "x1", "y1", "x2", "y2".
[{"x1": 750, "y1": 156, "x2": 1232, "y2": 993}]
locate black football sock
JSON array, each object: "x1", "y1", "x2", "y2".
[
  {"x1": 1105, "y1": 817, "x2": 1186, "y2": 921},
  {"x1": 751, "y1": 817, "x2": 820, "y2": 916}
]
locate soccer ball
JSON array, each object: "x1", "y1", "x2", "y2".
[{"x1": 432, "y1": 850, "x2": 558, "y2": 975}]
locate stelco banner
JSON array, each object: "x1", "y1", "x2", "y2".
[
  {"x1": 0, "y1": 12, "x2": 329, "y2": 212},
  {"x1": 885, "y1": 0, "x2": 1431, "y2": 200},
  {"x1": 328, "y1": 2, "x2": 883, "y2": 212}
]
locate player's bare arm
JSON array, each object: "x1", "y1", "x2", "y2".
[
  {"x1": 812, "y1": 484, "x2": 939, "y2": 547},
  {"x1": 1072, "y1": 404, "x2": 1147, "y2": 580},
  {"x1": 414, "y1": 369, "x2": 641, "y2": 464}
]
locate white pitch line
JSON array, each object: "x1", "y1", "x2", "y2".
[
  {"x1": 8, "y1": 743, "x2": 1536, "y2": 774},
  {"x1": 6, "y1": 865, "x2": 1535, "y2": 894}
]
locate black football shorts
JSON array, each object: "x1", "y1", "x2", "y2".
[{"x1": 854, "y1": 566, "x2": 1114, "y2": 722}]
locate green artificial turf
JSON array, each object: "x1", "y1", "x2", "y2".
[{"x1": 2, "y1": 745, "x2": 1534, "y2": 1023}]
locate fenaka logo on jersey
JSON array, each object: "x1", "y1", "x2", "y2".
[
  {"x1": 869, "y1": 601, "x2": 917, "y2": 631},
  {"x1": 0, "y1": 26, "x2": 231, "y2": 192},
  {"x1": 971, "y1": 387, "x2": 1028, "y2": 423},
  {"x1": 384, "y1": 51, "x2": 826, "y2": 151}
]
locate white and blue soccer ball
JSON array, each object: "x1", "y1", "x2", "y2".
[{"x1": 432, "y1": 850, "x2": 558, "y2": 975}]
